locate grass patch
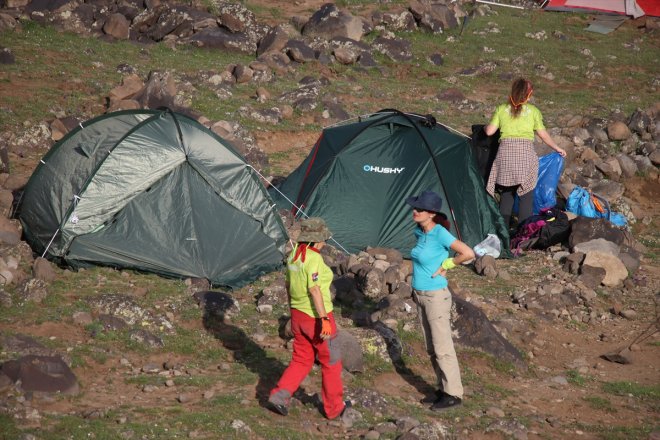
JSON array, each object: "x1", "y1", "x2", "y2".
[
  {"x1": 582, "y1": 396, "x2": 616, "y2": 413},
  {"x1": 574, "y1": 422, "x2": 655, "y2": 440},
  {"x1": 566, "y1": 369, "x2": 592, "y2": 387},
  {"x1": 602, "y1": 381, "x2": 660, "y2": 400}
]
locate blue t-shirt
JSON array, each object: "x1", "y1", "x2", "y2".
[{"x1": 410, "y1": 225, "x2": 457, "y2": 291}]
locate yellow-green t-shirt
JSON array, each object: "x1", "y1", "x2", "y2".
[
  {"x1": 286, "y1": 244, "x2": 334, "y2": 318},
  {"x1": 489, "y1": 103, "x2": 545, "y2": 140}
]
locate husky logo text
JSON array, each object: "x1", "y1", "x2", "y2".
[{"x1": 362, "y1": 165, "x2": 405, "y2": 174}]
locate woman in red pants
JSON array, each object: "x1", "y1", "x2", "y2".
[{"x1": 268, "y1": 217, "x2": 346, "y2": 419}]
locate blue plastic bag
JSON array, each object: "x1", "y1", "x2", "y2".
[
  {"x1": 534, "y1": 152, "x2": 564, "y2": 214},
  {"x1": 565, "y1": 186, "x2": 627, "y2": 227},
  {"x1": 513, "y1": 152, "x2": 564, "y2": 214}
]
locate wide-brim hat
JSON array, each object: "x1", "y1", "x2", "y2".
[
  {"x1": 405, "y1": 190, "x2": 443, "y2": 213},
  {"x1": 297, "y1": 217, "x2": 332, "y2": 243}
]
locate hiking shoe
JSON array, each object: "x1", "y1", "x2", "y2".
[
  {"x1": 340, "y1": 400, "x2": 352, "y2": 417},
  {"x1": 268, "y1": 401, "x2": 289, "y2": 416},
  {"x1": 430, "y1": 394, "x2": 462, "y2": 411},
  {"x1": 420, "y1": 390, "x2": 442, "y2": 404}
]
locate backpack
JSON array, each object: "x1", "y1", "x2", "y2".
[
  {"x1": 565, "y1": 186, "x2": 627, "y2": 227},
  {"x1": 510, "y1": 207, "x2": 570, "y2": 256}
]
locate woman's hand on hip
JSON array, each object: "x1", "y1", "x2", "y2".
[{"x1": 432, "y1": 268, "x2": 447, "y2": 278}]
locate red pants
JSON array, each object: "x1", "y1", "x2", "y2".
[{"x1": 270, "y1": 309, "x2": 344, "y2": 419}]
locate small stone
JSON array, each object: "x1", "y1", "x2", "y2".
[
  {"x1": 164, "y1": 379, "x2": 175, "y2": 387},
  {"x1": 619, "y1": 309, "x2": 636, "y2": 320},
  {"x1": 177, "y1": 394, "x2": 192, "y2": 403},
  {"x1": 486, "y1": 406, "x2": 505, "y2": 417},
  {"x1": 142, "y1": 385, "x2": 157, "y2": 393}
]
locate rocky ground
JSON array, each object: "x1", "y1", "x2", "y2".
[{"x1": 0, "y1": 1, "x2": 658, "y2": 439}]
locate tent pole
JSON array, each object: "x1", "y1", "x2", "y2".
[{"x1": 41, "y1": 228, "x2": 60, "y2": 258}]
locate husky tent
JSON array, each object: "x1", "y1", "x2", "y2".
[
  {"x1": 18, "y1": 109, "x2": 288, "y2": 287},
  {"x1": 269, "y1": 110, "x2": 510, "y2": 256}
]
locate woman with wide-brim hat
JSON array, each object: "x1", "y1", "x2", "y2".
[
  {"x1": 268, "y1": 217, "x2": 347, "y2": 419},
  {"x1": 406, "y1": 190, "x2": 475, "y2": 410}
]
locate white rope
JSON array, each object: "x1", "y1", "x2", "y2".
[{"x1": 246, "y1": 164, "x2": 351, "y2": 255}]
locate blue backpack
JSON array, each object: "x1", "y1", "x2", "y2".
[{"x1": 565, "y1": 186, "x2": 627, "y2": 227}]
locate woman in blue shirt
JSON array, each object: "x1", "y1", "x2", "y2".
[{"x1": 406, "y1": 190, "x2": 475, "y2": 410}]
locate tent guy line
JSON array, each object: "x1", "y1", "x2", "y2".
[{"x1": 247, "y1": 164, "x2": 352, "y2": 255}]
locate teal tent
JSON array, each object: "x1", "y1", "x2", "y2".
[
  {"x1": 18, "y1": 109, "x2": 288, "y2": 287},
  {"x1": 270, "y1": 110, "x2": 509, "y2": 256}
]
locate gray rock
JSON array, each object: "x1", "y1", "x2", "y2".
[
  {"x1": 569, "y1": 217, "x2": 635, "y2": 249},
  {"x1": 595, "y1": 158, "x2": 622, "y2": 180},
  {"x1": 578, "y1": 265, "x2": 606, "y2": 289},
  {"x1": 573, "y1": 238, "x2": 620, "y2": 256},
  {"x1": 474, "y1": 255, "x2": 497, "y2": 276},
  {"x1": 20, "y1": 278, "x2": 49, "y2": 303},
  {"x1": 257, "y1": 24, "x2": 291, "y2": 56},
  {"x1": 452, "y1": 293, "x2": 525, "y2": 369},
  {"x1": 582, "y1": 252, "x2": 628, "y2": 286},
  {"x1": 335, "y1": 329, "x2": 365, "y2": 373},
  {"x1": 633, "y1": 155, "x2": 654, "y2": 172},
  {"x1": 607, "y1": 121, "x2": 631, "y2": 141},
  {"x1": 409, "y1": 2, "x2": 459, "y2": 33},
  {"x1": 97, "y1": 314, "x2": 129, "y2": 331},
  {"x1": 372, "y1": 36, "x2": 413, "y2": 62},
  {"x1": 285, "y1": 39, "x2": 316, "y2": 63},
  {"x1": 184, "y1": 27, "x2": 256, "y2": 54},
  {"x1": 1, "y1": 355, "x2": 79, "y2": 395},
  {"x1": 356, "y1": 267, "x2": 385, "y2": 299},
  {"x1": 618, "y1": 246, "x2": 641, "y2": 273},
  {"x1": 72, "y1": 311, "x2": 93, "y2": 326},
  {"x1": 591, "y1": 180, "x2": 624, "y2": 201},
  {"x1": 103, "y1": 13, "x2": 130, "y2": 40},
  {"x1": 302, "y1": 4, "x2": 364, "y2": 41},
  {"x1": 129, "y1": 329, "x2": 164, "y2": 348},
  {"x1": 616, "y1": 154, "x2": 638, "y2": 178},
  {"x1": 396, "y1": 416, "x2": 421, "y2": 433},
  {"x1": 0, "y1": 46, "x2": 16, "y2": 64},
  {"x1": 32, "y1": 257, "x2": 56, "y2": 282},
  {"x1": 649, "y1": 150, "x2": 660, "y2": 166}
]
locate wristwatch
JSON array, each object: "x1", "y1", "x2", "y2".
[{"x1": 321, "y1": 316, "x2": 330, "y2": 321}]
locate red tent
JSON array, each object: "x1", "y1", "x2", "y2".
[{"x1": 543, "y1": 0, "x2": 660, "y2": 18}]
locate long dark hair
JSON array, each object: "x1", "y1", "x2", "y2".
[{"x1": 509, "y1": 78, "x2": 533, "y2": 118}]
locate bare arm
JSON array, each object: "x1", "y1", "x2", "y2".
[
  {"x1": 432, "y1": 240, "x2": 476, "y2": 277},
  {"x1": 450, "y1": 240, "x2": 476, "y2": 265},
  {"x1": 537, "y1": 129, "x2": 566, "y2": 157},
  {"x1": 484, "y1": 124, "x2": 498, "y2": 136},
  {"x1": 308, "y1": 285, "x2": 328, "y2": 318}
]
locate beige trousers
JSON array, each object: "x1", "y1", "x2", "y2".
[{"x1": 413, "y1": 288, "x2": 464, "y2": 398}]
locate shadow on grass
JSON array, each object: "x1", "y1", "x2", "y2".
[
  {"x1": 199, "y1": 290, "x2": 285, "y2": 408},
  {"x1": 337, "y1": 295, "x2": 437, "y2": 402}
]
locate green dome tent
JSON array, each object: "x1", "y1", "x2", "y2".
[
  {"x1": 269, "y1": 110, "x2": 509, "y2": 257},
  {"x1": 18, "y1": 109, "x2": 288, "y2": 287}
]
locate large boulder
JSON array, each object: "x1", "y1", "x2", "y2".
[
  {"x1": 582, "y1": 252, "x2": 628, "y2": 286},
  {"x1": 451, "y1": 293, "x2": 525, "y2": 369},
  {"x1": 1, "y1": 355, "x2": 79, "y2": 395},
  {"x1": 409, "y1": 0, "x2": 459, "y2": 33},
  {"x1": 569, "y1": 217, "x2": 636, "y2": 250},
  {"x1": 302, "y1": 3, "x2": 365, "y2": 41},
  {"x1": 335, "y1": 329, "x2": 364, "y2": 373}
]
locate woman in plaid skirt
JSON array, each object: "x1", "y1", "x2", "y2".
[{"x1": 484, "y1": 78, "x2": 566, "y2": 228}]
